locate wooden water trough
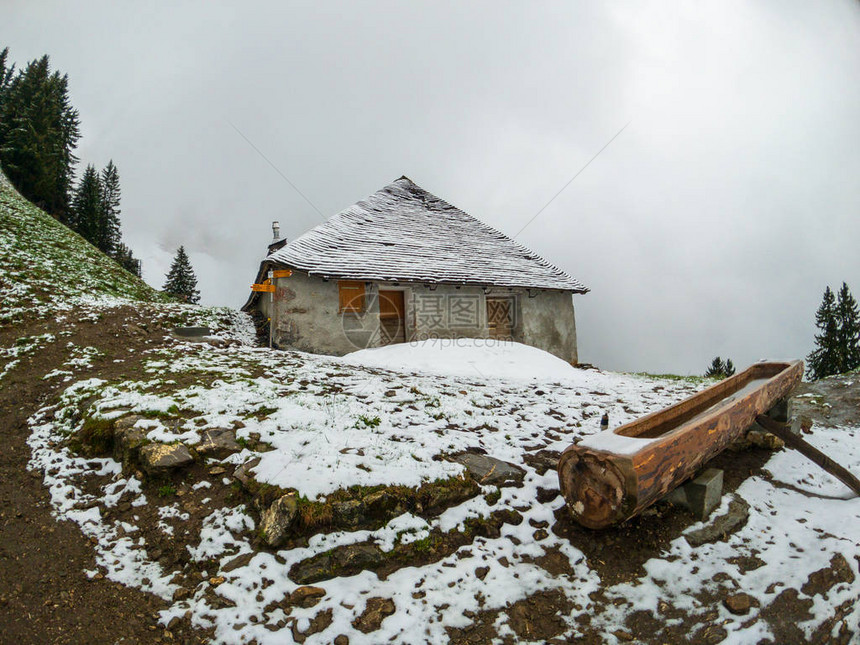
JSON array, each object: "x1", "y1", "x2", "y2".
[{"x1": 557, "y1": 360, "x2": 804, "y2": 529}]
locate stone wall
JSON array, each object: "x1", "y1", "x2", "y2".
[
  {"x1": 262, "y1": 270, "x2": 579, "y2": 362},
  {"x1": 520, "y1": 289, "x2": 578, "y2": 364},
  {"x1": 268, "y1": 270, "x2": 377, "y2": 355}
]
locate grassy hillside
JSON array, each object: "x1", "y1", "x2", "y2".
[{"x1": 0, "y1": 168, "x2": 163, "y2": 323}]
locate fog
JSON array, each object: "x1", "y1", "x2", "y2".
[{"x1": 5, "y1": 0, "x2": 860, "y2": 373}]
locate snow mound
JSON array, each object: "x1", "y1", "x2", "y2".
[{"x1": 340, "y1": 339, "x2": 580, "y2": 381}]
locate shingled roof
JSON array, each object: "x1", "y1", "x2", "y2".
[{"x1": 264, "y1": 176, "x2": 588, "y2": 292}]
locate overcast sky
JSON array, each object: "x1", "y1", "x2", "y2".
[{"x1": 5, "y1": 1, "x2": 860, "y2": 374}]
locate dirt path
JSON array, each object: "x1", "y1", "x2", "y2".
[{"x1": 0, "y1": 310, "x2": 208, "y2": 644}]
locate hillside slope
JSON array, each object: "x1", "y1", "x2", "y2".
[
  {"x1": 0, "y1": 168, "x2": 245, "y2": 644},
  {"x1": 1, "y1": 168, "x2": 857, "y2": 644},
  {"x1": 0, "y1": 167, "x2": 162, "y2": 323}
]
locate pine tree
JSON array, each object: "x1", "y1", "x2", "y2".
[
  {"x1": 704, "y1": 356, "x2": 735, "y2": 379},
  {"x1": 705, "y1": 357, "x2": 725, "y2": 378},
  {"x1": 163, "y1": 246, "x2": 200, "y2": 304},
  {"x1": 0, "y1": 47, "x2": 15, "y2": 103},
  {"x1": 835, "y1": 282, "x2": 860, "y2": 372},
  {"x1": 0, "y1": 54, "x2": 80, "y2": 219},
  {"x1": 807, "y1": 286, "x2": 841, "y2": 380},
  {"x1": 114, "y1": 242, "x2": 142, "y2": 278},
  {"x1": 70, "y1": 164, "x2": 102, "y2": 245},
  {"x1": 98, "y1": 160, "x2": 121, "y2": 255}
]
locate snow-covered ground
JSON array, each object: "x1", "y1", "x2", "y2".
[
  {"x1": 24, "y1": 329, "x2": 860, "y2": 644},
  {"x1": 342, "y1": 338, "x2": 584, "y2": 381}
]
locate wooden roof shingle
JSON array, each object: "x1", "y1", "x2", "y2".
[{"x1": 266, "y1": 176, "x2": 588, "y2": 293}]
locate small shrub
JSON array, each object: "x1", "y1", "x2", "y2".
[{"x1": 355, "y1": 415, "x2": 381, "y2": 429}]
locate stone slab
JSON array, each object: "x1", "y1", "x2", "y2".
[
  {"x1": 449, "y1": 452, "x2": 525, "y2": 487},
  {"x1": 172, "y1": 326, "x2": 211, "y2": 337},
  {"x1": 139, "y1": 443, "x2": 194, "y2": 472},
  {"x1": 197, "y1": 428, "x2": 241, "y2": 458},
  {"x1": 685, "y1": 495, "x2": 750, "y2": 547}
]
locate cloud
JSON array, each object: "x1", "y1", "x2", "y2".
[{"x1": 5, "y1": 0, "x2": 859, "y2": 373}]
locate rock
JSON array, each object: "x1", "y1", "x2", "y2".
[
  {"x1": 522, "y1": 449, "x2": 560, "y2": 476},
  {"x1": 333, "y1": 636, "x2": 349, "y2": 645},
  {"x1": 723, "y1": 592, "x2": 754, "y2": 615},
  {"x1": 290, "y1": 544, "x2": 386, "y2": 585},
  {"x1": 474, "y1": 566, "x2": 489, "y2": 580},
  {"x1": 352, "y1": 597, "x2": 396, "y2": 634},
  {"x1": 449, "y1": 452, "x2": 525, "y2": 487},
  {"x1": 113, "y1": 424, "x2": 147, "y2": 466},
  {"x1": 362, "y1": 489, "x2": 404, "y2": 518},
  {"x1": 339, "y1": 544, "x2": 385, "y2": 571},
  {"x1": 260, "y1": 494, "x2": 298, "y2": 547},
  {"x1": 331, "y1": 500, "x2": 365, "y2": 529},
  {"x1": 746, "y1": 429, "x2": 785, "y2": 450},
  {"x1": 115, "y1": 415, "x2": 144, "y2": 431},
  {"x1": 233, "y1": 457, "x2": 261, "y2": 487},
  {"x1": 535, "y1": 486, "x2": 560, "y2": 504},
  {"x1": 291, "y1": 608, "x2": 333, "y2": 643},
  {"x1": 801, "y1": 553, "x2": 855, "y2": 596},
  {"x1": 221, "y1": 552, "x2": 255, "y2": 573},
  {"x1": 172, "y1": 587, "x2": 192, "y2": 602},
  {"x1": 291, "y1": 585, "x2": 326, "y2": 608},
  {"x1": 139, "y1": 443, "x2": 194, "y2": 472},
  {"x1": 172, "y1": 326, "x2": 211, "y2": 337},
  {"x1": 694, "y1": 625, "x2": 728, "y2": 644},
  {"x1": 421, "y1": 480, "x2": 480, "y2": 516},
  {"x1": 613, "y1": 630, "x2": 634, "y2": 642},
  {"x1": 196, "y1": 428, "x2": 241, "y2": 458},
  {"x1": 290, "y1": 553, "x2": 333, "y2": 585},
  {"x1": 685, "y1": 496, "x2": 750, "y2": 547}
]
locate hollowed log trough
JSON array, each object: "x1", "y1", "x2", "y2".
[{"x1": 558, "y1": 360, "x2": 804, "y2": 529}]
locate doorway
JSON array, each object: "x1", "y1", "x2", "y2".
[
  {"x1": 486, "y1": 297, "x2": 513, "y2": 339},
  {"x1": 378, "y1": 290, "x2": 406, "y2": 345}
]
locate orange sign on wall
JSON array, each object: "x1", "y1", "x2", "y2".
[{"x1": 272, "y1": 269, "x2": 293, "y2": 278}]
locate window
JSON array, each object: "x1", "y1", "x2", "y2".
[{"x1": 338, "y1": 281, "x2": 365, "y2": 313}]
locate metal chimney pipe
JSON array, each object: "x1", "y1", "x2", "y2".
[{"x1": 272, "y1": 221, "x2": 280, "y2": 241}]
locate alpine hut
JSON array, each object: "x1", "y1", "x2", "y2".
[{"x1": 242, "y1": 177, "x2": 589, "y2": 362}]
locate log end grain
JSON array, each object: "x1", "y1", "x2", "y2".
[{"x1": 557, "y1": 448, "x2": 630, "y2": 529}]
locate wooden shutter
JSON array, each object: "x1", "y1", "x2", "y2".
[{"x1": 338, "y1": 281, "x2": 365, "y2": 313}]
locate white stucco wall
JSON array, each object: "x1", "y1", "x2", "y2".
[{"x1": 260, "y1": 270, "x2": 579, "y2": 362}]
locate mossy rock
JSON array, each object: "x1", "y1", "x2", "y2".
[{"x1": 75, "y1": 416, "x2": 116, "y2": 456}]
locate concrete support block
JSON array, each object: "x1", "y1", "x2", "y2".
[
  {"x1": 664, "y1": 468, "x2": 724, "y2": 520},
  {"x1": 764, "y1": 398, "x2": 793, "y2": 424},
  {"x1": 751, "y1": 416, "x2": 800, "y2": 438},
  {"x1": 749, "y1": 398, "x2": 800, "y2": 438},
  {"x1": 731, "y1": 398, "x2": 799, "y2": 450}
]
